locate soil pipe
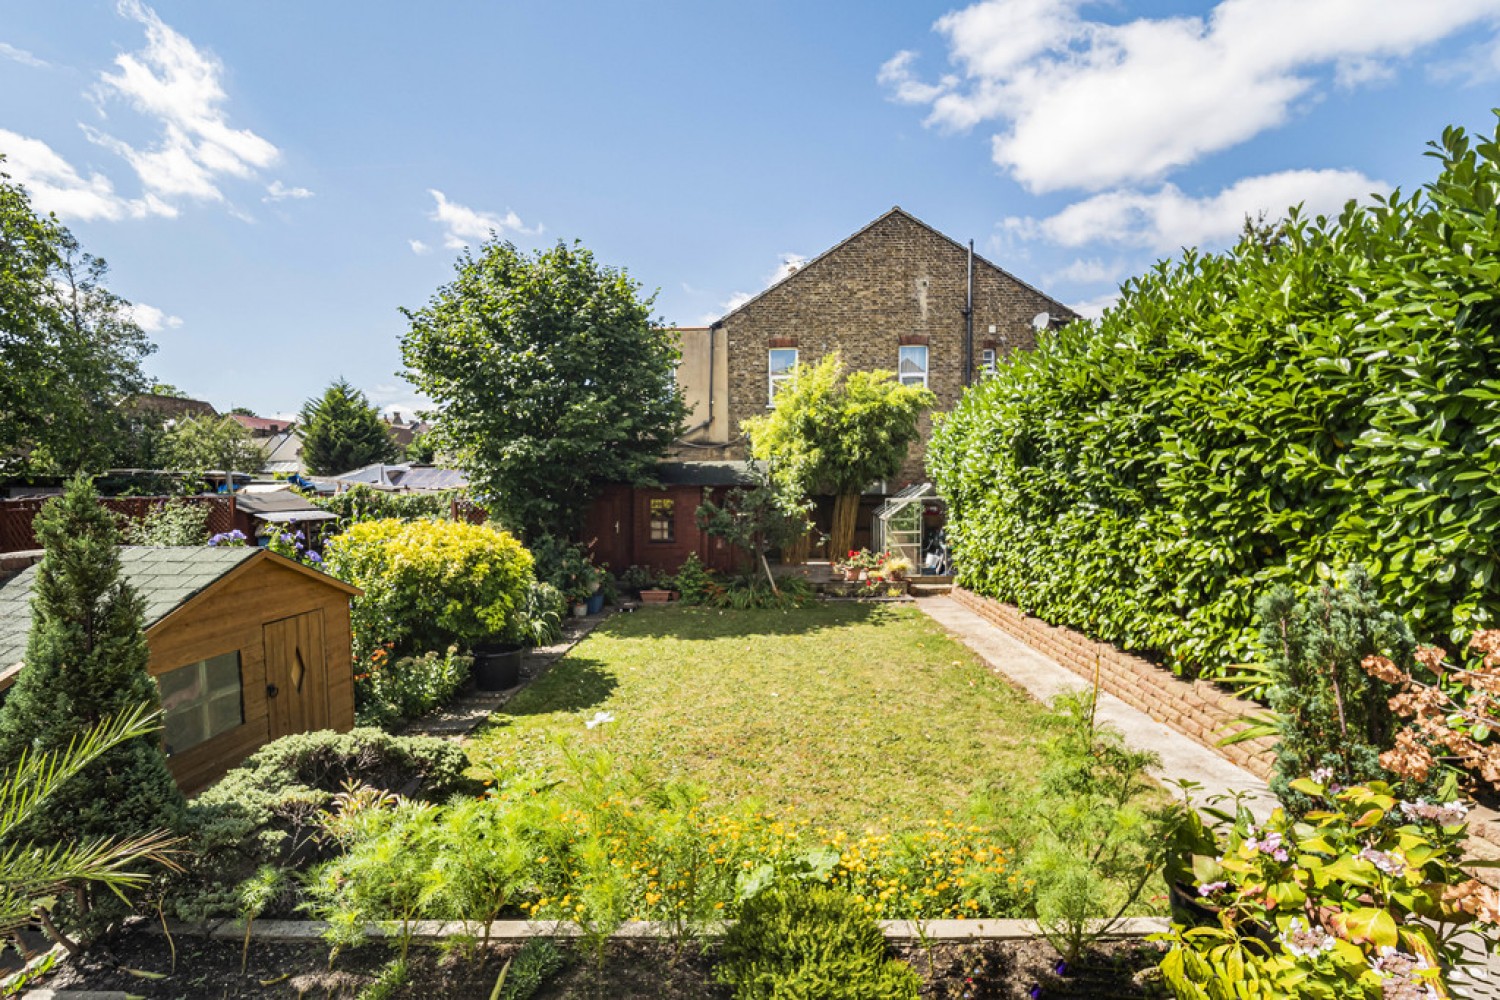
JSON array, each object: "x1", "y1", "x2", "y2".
[{"x1": 963, "y1": 240, "x2": 974, "y2": 388}]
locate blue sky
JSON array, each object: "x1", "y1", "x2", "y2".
[{"x1": 4, "y1": 1, "x2": 1500, "y2": 418}]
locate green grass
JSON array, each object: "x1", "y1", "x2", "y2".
[{"x1": 466, "y1": 603, "x2": 1061, "y2": 832}]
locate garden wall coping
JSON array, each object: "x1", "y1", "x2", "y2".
[{"x1": 159, "y1": 916, "x2": 1171, "y2": 944}]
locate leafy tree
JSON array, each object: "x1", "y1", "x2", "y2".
[
  {"x1": 742, "y1": 352, "x2": 934, "y2": 559},
  {"x1": 404, "y1": 430, "x2": 436, "y2": 465},
  {"x1": 162, "y1": 414, "x2": 266, "y2": 475},
  {"x1": 298, "y1": 378, "x2": 398, "y2": 475},
  {"x1": 696, "y1": 466, "x2": 814, "y2": 590},
  {"x1": 0, "y1": 166, "x2": 155, "y2": 475},
  {"x1": 228, "y1": 406, "x2": 258, "y2": 417},
  {"x1": 401, "y1": 240, "x2": 687, "y2": 540},
  {"x1": 0, "y1": 476, "x2": 184, "y2": 934}
]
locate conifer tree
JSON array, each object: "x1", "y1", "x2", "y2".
[
  {"x1": 298, "y1": 378, "x2": 398, "y2": 475},
  {"x1": 0, "y1": 476, "x2": 184, "y2": 849}
]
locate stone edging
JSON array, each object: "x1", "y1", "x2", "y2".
[
  {"x1": 950, "y1": 587, "x2": 1276, "y2": 778},
  {"x1": 158, "y1": 916, "x2": 1169, "y2": 945}
]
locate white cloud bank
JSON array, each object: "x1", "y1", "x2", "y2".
[
  {"x1": 1007, "y1": 168, "x2": 1383, "y2": 253},
  {"x1": 883, "y1": 0, "x2": 1500, "y2": 193},
  {"x1": 427, "y1": 189, "x2": 540, "y2": 249},
  {"x1": 0, "y1": 1, "x2": 307, "y2": 222},
  {"x1": 0, "y1": 42, "x2": 48, "y2": 69},
  {"x1": 707, "y1": 252, "x2": 809, "y2": 322},
  {"x1": 0, "y1": 127, "x2": 173, "y2": 220}
]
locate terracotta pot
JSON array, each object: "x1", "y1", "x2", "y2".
[
  {"x1": 640, "y1": 588, "x2": 673, "y2": 603},
  {"x1": 843, "y1": 568, "x2": 860, "y2": 581}
]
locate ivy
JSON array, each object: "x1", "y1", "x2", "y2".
[{"x1": 931, "y1": 118, "x2": 1500, "y2": 677}]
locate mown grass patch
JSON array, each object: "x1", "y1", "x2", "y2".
[{"x1": 467, "y1": 603, "x2": 1059, "y2": 831}]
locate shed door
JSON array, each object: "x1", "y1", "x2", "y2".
[{"x1": 263, "y1": 610, "x2": 329, "y2": 739}]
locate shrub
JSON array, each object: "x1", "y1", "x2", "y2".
[
  {"x1": 354, "y1": 645, "x2": 473, "y2": 728},
  {"x1": 668, "y1": 553, "x2": 715, "y2": 604},
  {"x1": 121, "y1": 498, "x2": 211, "y2": 545},
  {"x1": 528, "y1": 536, "x2": 604, "y2": 605},
  {"x1": 977, "y1": 692, "x2": 1179, "y2": 965},
  {"x1": 713, "y1": 885, "x2": 920, "y2": 1000},
  {"x1": 515, "y1": 580, "x2": 566, "y2": 647},
  {"x1": 1253, "y1": 570, "x2": 1432, "y2": 813},
  {"x1": 166, "y1": 728, "x2": 472, "y2": 922},
  {"x1": 324, "y1": 517, "x2": 534, "y2": 660},
  {"x1": 1158, "y1": 776, "x2": 1499, "y2": 999},
  {"x1": 932, "y1": 119, "x2": 1500, "y2": 676},
  {"x1": 313, "y1": 483, "x2": 462, "y2": 528}
]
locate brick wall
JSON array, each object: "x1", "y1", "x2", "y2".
[
  {"x1": 718, "y1": 209, "x2": 1072, "y2": 483},
  {"x1": 950, "y1": 586, "x2": 1278, "y2": 779}
]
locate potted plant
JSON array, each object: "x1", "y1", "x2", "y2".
[
  {"x1": 640, "y1": 568, "x2": 678, "y2": 603},
  {"x1": 885, "y1": 555, "x2": 913, "y2": 581}
]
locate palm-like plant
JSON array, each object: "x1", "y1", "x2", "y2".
[{"x1": 0, "y1": 703, "x2": 181, "y2": 955}]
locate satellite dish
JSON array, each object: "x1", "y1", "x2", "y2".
[{"x1": 1031, "y1": 311, "x2": 1051, "y2": 331}]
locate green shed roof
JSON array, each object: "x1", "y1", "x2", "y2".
[{"x1": 0, "y1": 546, "x2": 258, "y2": 673}]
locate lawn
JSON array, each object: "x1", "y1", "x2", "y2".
[{"x1": 467, "y1": 602, "x2": 1061, "y2": 832}]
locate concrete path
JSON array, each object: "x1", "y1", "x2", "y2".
[{"x1": 918, "y1": 594, "x2": 1277, "y2": 818}]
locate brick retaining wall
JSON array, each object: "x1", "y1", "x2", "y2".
[{"x1": 951, "y1": 587, "x2": 1277, "y2": 778}]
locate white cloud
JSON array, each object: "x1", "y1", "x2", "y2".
[
  {"x1": 887, "y1": 0, "x2": 1500, "y2": 192},
  {"x1": 1047, "y1": 257, "x2": 1125, "y2": 286},
  {"x1": 125, "y1": 301, "x2": 183, "y2": 331},
  {"x1": 0, "y1": 128, "x2": 175, "y2": 221},
  {"x1": 87, "y1": 0, "x2": 280, "y2": 204},
  {"x1": 427, "y1": 189, "x2": 540, "y2": 249},
  {"x1": 263, "y1": 179, "x2": 312, "y2": 202},
  {"x1": 0, "y1": 42, "x2": 48, "y2": 68},
  {"x1": 1070, "y1": 292, "x2": 1119, "y2": 320},
  {"x1": 408, "y1": 238, "x2": 432, "y2": 255},
  {"x1": 1010, "y1": 168, "x2": 1383, "y2": 253}
]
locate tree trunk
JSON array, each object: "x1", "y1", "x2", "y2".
[{"x1": 830, "y1": 492, "x2": 860, "y2": 561}]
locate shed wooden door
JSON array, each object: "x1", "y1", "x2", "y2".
[{"x1": 263, "y1": 610, "x2": 329, "y2": 739}]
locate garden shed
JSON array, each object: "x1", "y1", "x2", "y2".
[{"x1": 0, "y1": 547, "x2": 360, "y2": 793}]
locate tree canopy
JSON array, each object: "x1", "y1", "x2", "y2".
[
  {"x1": 298, "y1": 378, "x2": 397, "y2": 475},
  {"x1": 401, "y1": 240, "x2": 686, "y2": 540},
  {"x1": 1, "y1": 167, "x2": 156, "y2": 475},
  {"x1": 743, "y1": 352, "x2": 934, "y2": 557},
  {"x1": 162, "y1": 415, "x2": 265, "y2": 475}
]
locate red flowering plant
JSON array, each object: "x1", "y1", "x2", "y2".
[{"x1": 1363, "y1": 630, "x2": 1500, "y2": 789}]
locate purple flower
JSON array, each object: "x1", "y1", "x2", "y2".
[
  {"x1": 305, "y1": 551, "x2": 323, "y2": 564},
  {"x1": 1197, "y1": 881, "x2": 1229, "y2": 897}
]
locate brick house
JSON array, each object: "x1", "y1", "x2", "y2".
[{"x1": 624, "y1": 207, "x2": 1077, "y2": 562}]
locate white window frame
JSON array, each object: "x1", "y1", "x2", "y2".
[
  {"x1": 980, "y1": 348, "x2": 997, "y2": 375},
  {"x1": 898, "y1": 345, "x2": 929, "y2": 388},
  {"x1": 158, "y1": 651, "x2": 244, "y2": 756},
  {"x1": 768, "y1": 347, "x2": 798, "y2": 406}
]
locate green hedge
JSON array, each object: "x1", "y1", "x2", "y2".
[{"x1": 931, "y1": 120, "x2": 1500, "y2": 676}]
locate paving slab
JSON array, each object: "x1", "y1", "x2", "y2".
[{"x1": 918, "y1": 595, "x2": 1277, "y2": 818}]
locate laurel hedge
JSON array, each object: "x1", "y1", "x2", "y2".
[{"x1": 931, "y1": 119, "x2": 1500, "y2": 677}]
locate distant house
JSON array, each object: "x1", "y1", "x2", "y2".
[
  {"x1": 227, "y1": 415, "x2": 304, "y2": 476},
  {"x1": 383, "y1": 412, "x2": 431, "y2": 451},
  {"x1": 0, "y1": 547, "x2": 359, "y2": 793},
  {"x1": 123, "y1": 393, "x2": 218, "y2": 423}
]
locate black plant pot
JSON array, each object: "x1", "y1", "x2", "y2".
[{"x1": 472, "y1": 643, "x2": 523, "y2": 691}]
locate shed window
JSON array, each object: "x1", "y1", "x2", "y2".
[
  {"x1": 649, "y1": 497, "x2": 676, "y2": 543},
  {"x1": 899, "y1": 345, "x2": 929, "y2": 387},
  {"x1": 768, "y1": 348, "x2": 798, "y2": 406},
  {"x1": 158, "y1": 651, "x2": 243, "y2": 755}
]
